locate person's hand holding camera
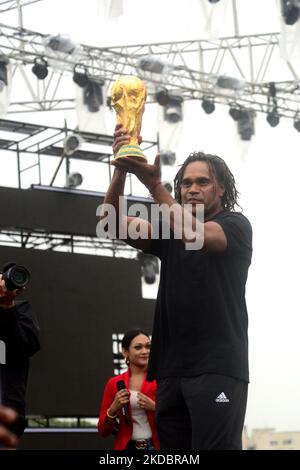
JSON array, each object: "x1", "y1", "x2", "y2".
[
  {"x1": 0, "y1": 275, "x2": 20, "y2": 310},
  {"x1": 0, "y1": 406, "x2": 18, "y2": 449}
]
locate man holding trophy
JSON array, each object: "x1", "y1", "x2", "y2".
[{"x1": 101, "y1": 75, "x2": 252, "y2": 450}]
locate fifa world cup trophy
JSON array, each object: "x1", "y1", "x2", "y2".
[{"x1": 111, "y1": 75, "x2": 147, "y2": 161}]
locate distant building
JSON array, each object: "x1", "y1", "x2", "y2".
[{"x1": 243, "y1": 427, "x2": 300, "y2": 450}]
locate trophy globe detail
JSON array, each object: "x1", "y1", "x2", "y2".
[{"x1": 111, "y1": 75, "x2": 147, "y2": 161}]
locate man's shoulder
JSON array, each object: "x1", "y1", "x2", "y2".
[
  {"x1": 214, "y1": 210, "x2": 252, "y2": 229},
  {"x1": 214, "y1": 210, "x2": 252, "y2": 257}
]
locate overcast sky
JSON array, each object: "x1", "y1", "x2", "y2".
[{"x1": 1, "y1": 0, "x2": 300, "y2": 433}]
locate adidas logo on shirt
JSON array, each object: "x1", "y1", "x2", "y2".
[{"x1": 215, "y1": 392, "x2": 230, "y2": 403}]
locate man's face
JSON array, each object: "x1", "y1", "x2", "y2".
[{"x1": 180, "y1": 161, "x2": 224, "y2": 218}]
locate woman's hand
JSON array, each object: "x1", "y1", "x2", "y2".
[
  {"x1": 109, "y1": 388, "x2": 130, "y2": 416},
  {"x1": 137, "y1": 392, "x2": 155, "y2": 412}
]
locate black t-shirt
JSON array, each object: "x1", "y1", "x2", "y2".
[{"x1": 144, "y1": 211, "x2": 252, "y2": 382}]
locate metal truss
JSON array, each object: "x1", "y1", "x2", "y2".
[
  {"x1": 0, "y1": 118, "x2": 157, "y2": 188},
  {"x1": 0, "y1": 0, "x2": 43, "y2": 13},
  {"x1": 27, "y1": 417, "x2": 99, "y2": 427},
  {"x1": 0, "y1": 228, "x2": 138, "y2": 258},
  {"x1": 1, "y1": 23, "x2": 300, "y2": 118}
]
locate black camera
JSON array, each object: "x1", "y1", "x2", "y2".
[{"x1": 1, "y1": 262, "x2": 30, "y2": 291}]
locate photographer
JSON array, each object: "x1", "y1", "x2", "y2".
[{"x1": 0, "y1": 266, "x2": 40, "y2": 438}]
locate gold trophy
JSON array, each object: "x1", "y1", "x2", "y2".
[{"x1": 111, "y1": 75, "x2": 147, "y2": 161}]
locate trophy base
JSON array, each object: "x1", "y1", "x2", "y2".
[{"x1": 115, "y1": 145, "x2": 147, "y2": 162}]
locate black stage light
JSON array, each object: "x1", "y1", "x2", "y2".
[
  {"x1": 238, "y1": 109, "x2": 256, "y2": 141},
  {"x1": 155, "y1": 87, "x2": 170, "y2": 106},
  {"x1": 73, "y1": 65, "x2": 89, "y2": 88},
  {"x1": 138, "y1": 253, "x2": 159, "y2": 285},
  {"x1": 65, "y1": 172, "x2": 83, "y2": 188},
  {"x1": 202, "y1": 97, "x2": 215, "y2": 114},
  {"x1": 266, "y1": 108, "x2": 280, "y2": 127},
  {"x1": 229, "y1": 105, "x2": 243, "y2": 121},
  {"x1": 139, "y1": 56, "x2": 165, "y2": 73},
  {"x1": 281, "y1": 0, "x2": 300, "y2": 25},
  {"x1": 32, "y1": 57, "x2": 48, "y2": 80},
  {"x1": 164, "y1": 95, "x2": 183, "y2": 123},
  {"x1": 0, "y1": 60, "x2": 8, "y2": 90},
  {"x1": 84, "y1": 79, "x2": 104, "y2": 112},
  {"x1": 63, "y1": 134, "x2": 82, "y2": 156},
  {"x1": 293, "y1": 115, "x2": 300, "y2": 132},
  {"x1": 162, "y1": 181, "x2": 173, "y2": 193},
  {"x1": 160, "y1": 150, "x2": 176, "y2": 166}
]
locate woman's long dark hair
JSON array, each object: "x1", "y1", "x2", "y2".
[
  {"x1": 174, "y1": 151, "x2": 239, "y2": 211},
  {"x1": 121, "y1": 329, "x2": 150, "y2": 351}
]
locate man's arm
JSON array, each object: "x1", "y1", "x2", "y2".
[
  {"x1": 146, "y1": 181, "x2": 227, "y2": 251},
  {"x1": 99, "y1": 125, "x2": 154, "y2": 251},
  {"x1": 111, "y1": 158, "x2": 226, "y2": 252},
  {"x1": 109, "y1": 125, "x2": 227, "y2": 252}
]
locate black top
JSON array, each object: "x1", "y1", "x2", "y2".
[
  {"x1": 0, "y1": 300, "x2": 40, "y2": 420},
  {"x1": 144, "y1": 211, "x2": 252, "y2": 382}
]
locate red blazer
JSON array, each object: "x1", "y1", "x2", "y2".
[{"x1": 98, "y1": 369, "x2": 159, "y2": 450}]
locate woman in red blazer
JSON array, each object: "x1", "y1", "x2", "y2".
[{"x1": 98, "y1": 329, "x2": 159, "y2": 450}]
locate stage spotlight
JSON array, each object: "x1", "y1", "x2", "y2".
[
  {"x1": 164, "y1": 95, "x2": 183, "y2": 123},
  {"x1": 238, "y1": 109, "x2": 256, "y2": 141},
  {"x1": 281, "y1": 0, "x2": 300, "y2": 25},
  {"x1": 216, "y1": 75, "x2": 245, "y2": 91},
  {"x1": 208, "y1": 0, "x2": 220, "y2": 3},
  {"x1": 106, "y1": 96, "x2": 113, "y2": 110},
  {"x1": 0, "y1": 60, "x2": 8, "y2": 91},
  {"x1": 32, "y1": 57, "x2": 48, "y2": 80},
  {"x1": 293, "y1": 115, "x2": 300, "y2": 132},
  {"x1": 202, "y1": 97, "x2": 215, "y2": 114},
  {"x1": 266, "y1": 108, "x2": 280, "y2": 127},
  {"x1": 46, "y1": 34, "x2": 77, "y2": 54},
  {"x1": 155, "y1": 87, "x2": 170, "y2": 106},
  {"x1": 228, "y1": 105, "x2": 243, "y2": 121},
  {"x1": 161, "y1": 181, "x2": 173, "y2": 193},
  {"x1": 73, "y1": 64, "x2": 89, "y2": 88},
  {"x1": 65, "y1": 172, "x2": 83, "y2": 188},
  {"x1": 63, "y1": 134, "x2": 83, "y2": 156},
  {"x1": 137, "y1": 253, "x2": 159, "y2": 285},
  {"x1": 266, "y1": 82, "x2": 280, "y2": 127},
  {"x1": 160, "y1": 150, "x2": 176, "y2": 166},
  {"x1": 84, "y1": 79, "x2": 104, "y2": 112},
  {"x1": 138, "y1": 55, "x2": 166, "y2": 74}
]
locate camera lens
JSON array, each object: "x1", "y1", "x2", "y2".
[
  {"x1": 2, "y1": 264, "x2": 30, "y2": 290},
  {"x1": 11, "y1": 267, "x2": 28, "y2": 286}
]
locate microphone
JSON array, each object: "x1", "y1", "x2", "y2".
[{"x1": 116, "y1": 380, "x2": 131, "y2": 427}]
